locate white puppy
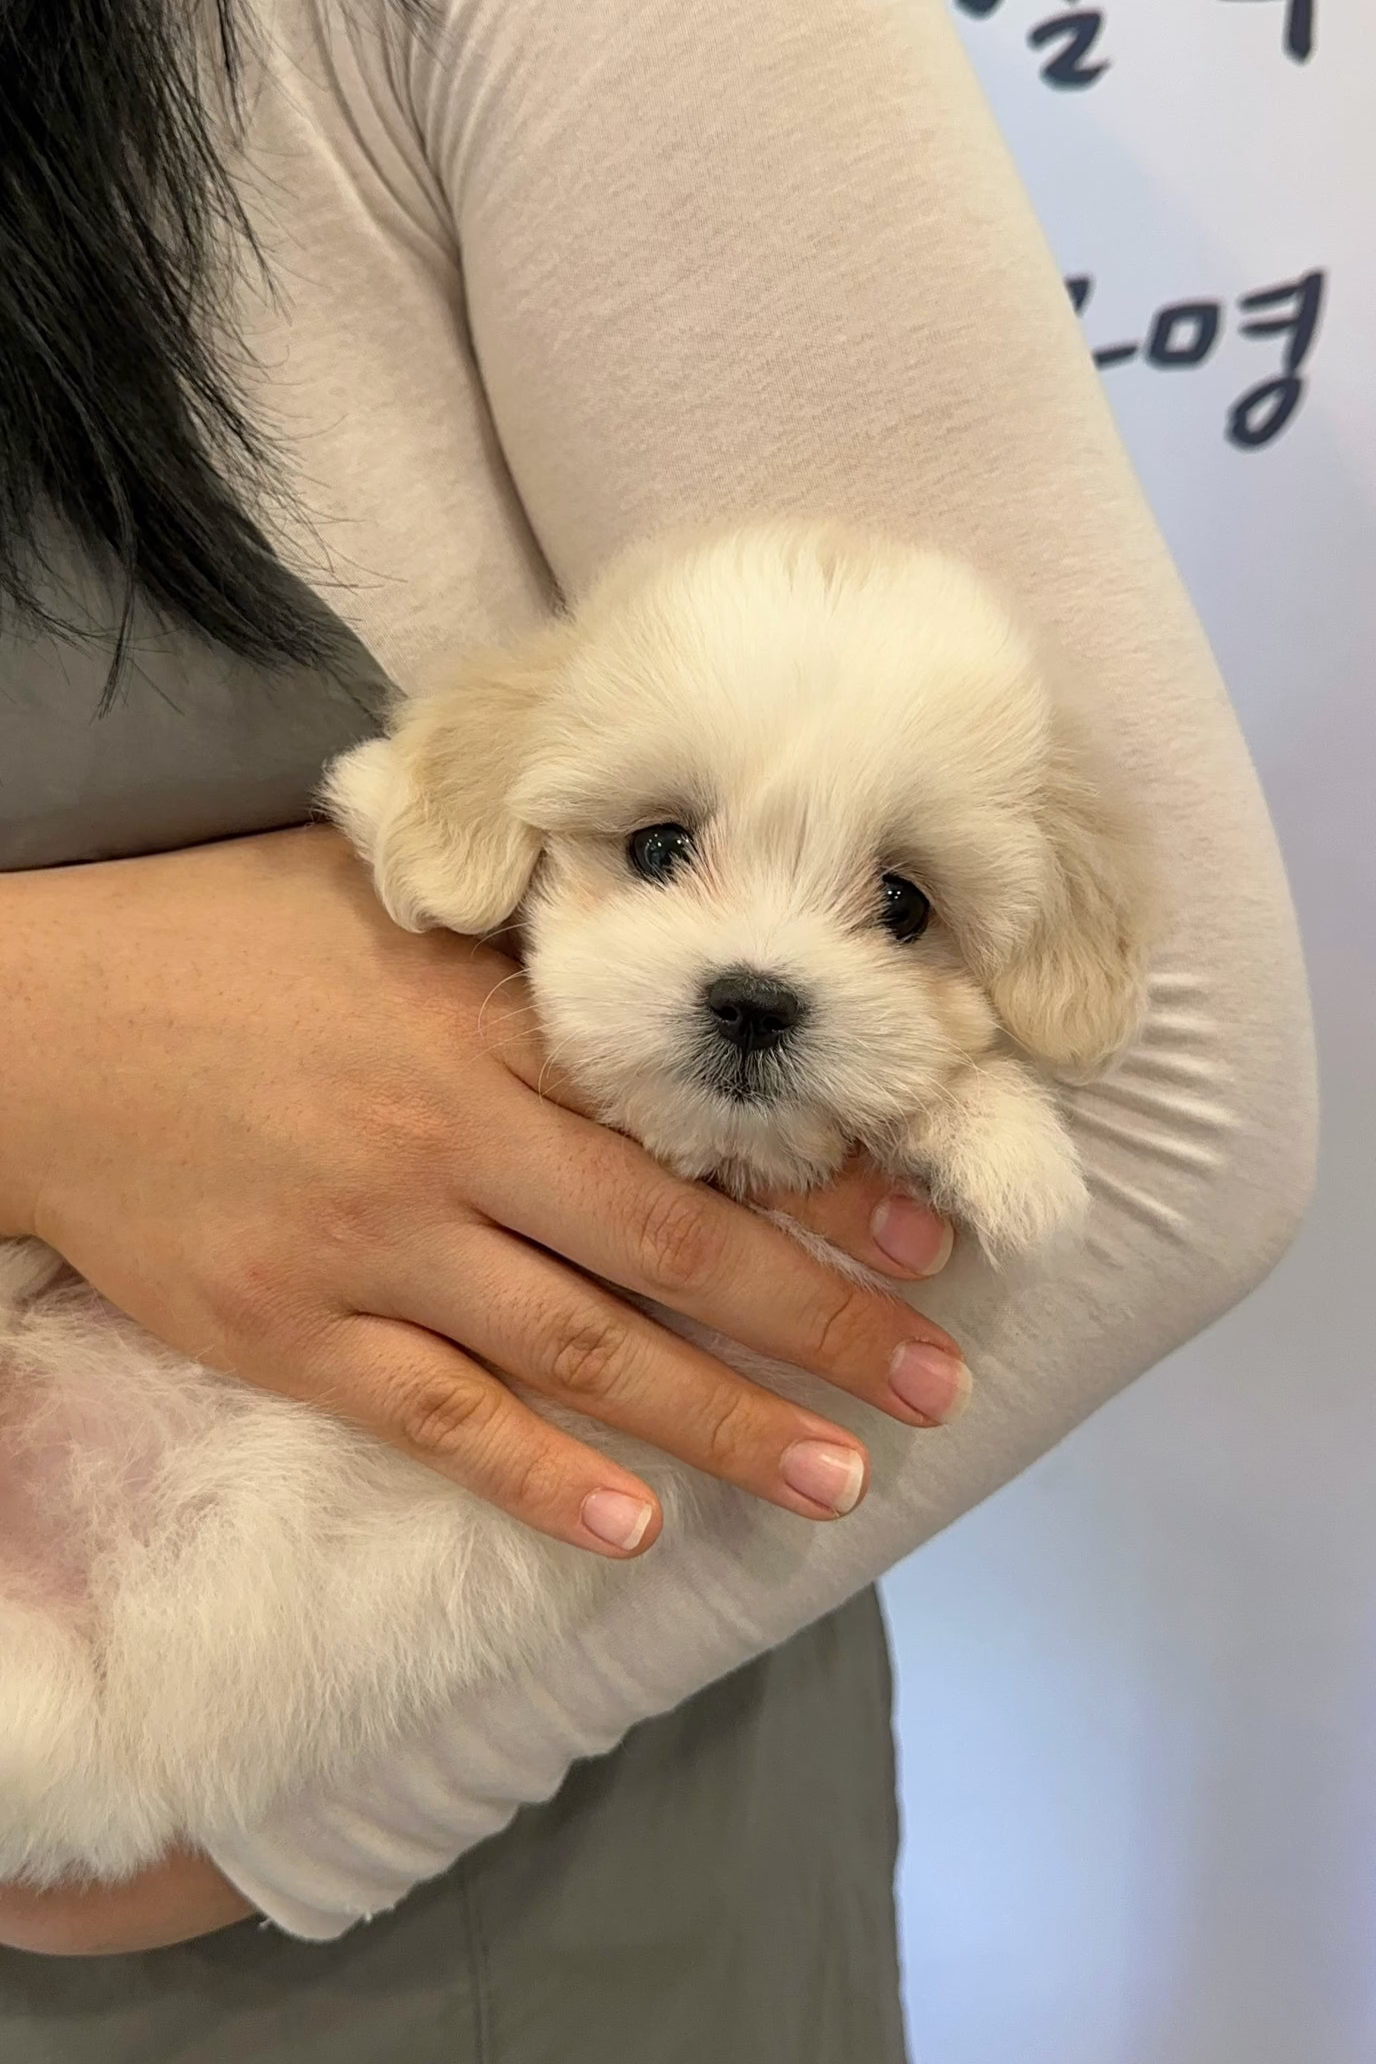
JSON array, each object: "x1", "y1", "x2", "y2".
[{"x1": 0, "y1": 522, "x2": 1150, "y2": 1885}]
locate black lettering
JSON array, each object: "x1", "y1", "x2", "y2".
[
  {"x1": 1146, "y1": 301, "x2": 1222, "y2": 368},
  {"x1": 1236, "y1": 270, "x2": 1326, "y2": 371},
  {"x1": 1286, "y1": 0, "x2": 1316, "y2": 59},
  {"x1": 1067, "y1": 274, "x2": 1136, "y2": 367},
  {"x1": 1225, "y1": 270, "x2": 1324, "y2": 449},
  {"x1": 1028, "y1": 11, "x2": 1111, "y2": 88},
  {"x1": 1228, "y1": 375, "x2": 1304, "y2": 448},
  {"x1": 1218, "y1": 0, "x2": 1316, "y2": 65}
]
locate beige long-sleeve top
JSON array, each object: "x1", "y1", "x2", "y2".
[{"x1": 207, "y1": 0, "x2": 1316, "y2": 1936}]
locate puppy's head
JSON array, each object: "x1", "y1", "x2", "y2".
[{"x1": 327, "y1": 524, "x2": 1150, "y2": 1244}]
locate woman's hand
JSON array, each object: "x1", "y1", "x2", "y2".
[
  {"x1": 0, "y1": 826, "x2": 965, "y2": 1558},
  {"x1": 0, "y1": 1853, "x2": 252, "y2": 1957}
]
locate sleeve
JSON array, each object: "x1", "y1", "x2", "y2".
[{"x1": 212, "y1": 0, "x2": 1316, "y2": 1936}]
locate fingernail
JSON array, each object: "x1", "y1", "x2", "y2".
[
  {"x1": 888, "y1": 1342, "x2": 973, "y2": 1425},
  {"x1": 780, "y1": 1440, "x2": 867, "y2": 1516},
  {"x1": 581, "y1": 1490, "x2": 656, "y2": 1552},
  {"x1": 870, "y1": 1196, "x2": 954, "y2": 1277}
]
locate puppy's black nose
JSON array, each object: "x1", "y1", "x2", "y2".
[{"x1": 704, "y1": 971, "x2": 804, "y2": 1054}]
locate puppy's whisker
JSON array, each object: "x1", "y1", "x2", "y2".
[
  {"x1": 481, "y1": 1002, "x2": 544, "y2": 1025},
  {"x1": 477, "y1": 1025, "x2": 553, "y2": 1069},
  {"x1": 535, "y1": 1038, "x2": 579, "y2": 1103},
  {"x1": 478, "y1": 1026, "x2": 545, "y2": 1056},
  {"x1": 477, "y1": 971, "x2": 540, "y2": 1039},
  {"x1": 479, "y1": 970, "x2": 533, "y2": 1005}
]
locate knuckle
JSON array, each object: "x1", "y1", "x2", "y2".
[
  {"x1": 351, "y1": 1080, "x2": 449, "y2": 1176},
  {"x1": 546, "y1": 1314, "x2": 634, "y2": 1401},
  {"x1": 700, "y1": 1382, "x2": 767, "y2": 1477},
  {"x1": 498, "y1": 1439, "x2": 573, "y2": 1522},
  {"x1": 390, "y1": 1367, "x2": 498, "y2": 1463},
  {"x1": 314, "y1": 1182, "x2": 389, "y2": 1259},
  {"x1": 806, "y1": 1278, "x2": 880, "y2": 1374},
  {"x1": 204, "y1": 1246, "x2": 295, "y2": 1345},
  {"x1": 633, "y1": 1185, "x2": 725, "y2": 1296}
]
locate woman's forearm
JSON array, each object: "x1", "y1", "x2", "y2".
[{"x1": 0, "y1": 866, "x2": 78, "y2": 1241}]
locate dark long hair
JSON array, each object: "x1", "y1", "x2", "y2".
[{"x1": 0, "y1": 0, "x2": 349, "y2": 705}]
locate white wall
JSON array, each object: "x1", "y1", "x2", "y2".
[{"x1": 881, "y1": 6, "x2": 1376, "y2": 2059}]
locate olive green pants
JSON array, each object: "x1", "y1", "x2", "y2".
[{"x1": 0, "y1": 1589, "x2": 908, "y2": 2064}]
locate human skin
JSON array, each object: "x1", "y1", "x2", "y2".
[{"x1": 0, "y1": 824, "x2": 957, "y2": 1955}]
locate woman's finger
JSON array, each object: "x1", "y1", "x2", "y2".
[
  {"x1": 382, "y1": 1223, "x2": 876, "y2": 1518},
  {"x1": 754, "y1": 1153, "x2": 955, "y2": 1281},
  {"x1": 472, "y1": 1099, "x2": 973, "y2": 1430},
  {"x1": 283, "y1": 1315, "x2": 669, "y2": 1557}
]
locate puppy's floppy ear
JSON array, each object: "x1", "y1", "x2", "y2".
[
  {"x1": 323, "y1": 626, "x2": 571, "y2": 935},
  {"x1": 985, "y1": 732, "x2": 1152, "y2": 1080}
]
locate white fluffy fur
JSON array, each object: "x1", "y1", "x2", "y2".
[{"x1": 0, "y1": 522, "x2": 1149, "y2": 1884}]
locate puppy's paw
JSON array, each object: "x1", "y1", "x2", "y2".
[{"x1": 901, "y1": 1056, "x2": 1089, "y2": 1261}]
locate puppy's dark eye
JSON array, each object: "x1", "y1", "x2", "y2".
[
  {"x1": 628, "y1": 822, "x2": 695, "y2": 883},
  {"x1": 879, "y1": 872, "x2": 931, "y2": 943}
]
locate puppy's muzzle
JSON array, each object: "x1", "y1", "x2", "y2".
[{"x1": 703, "y1": 971, "x2": 805, "y2": 1056}]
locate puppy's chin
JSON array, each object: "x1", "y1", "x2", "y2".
[{"x1": 577, "y1": 1069, "x2": 852, "y2": 1199}]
